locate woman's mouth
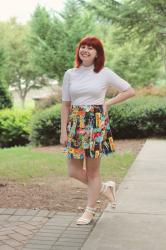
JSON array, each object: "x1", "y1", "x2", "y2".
[{"x1": 81, "y1": 53, "x2": 90, "y2": 57}]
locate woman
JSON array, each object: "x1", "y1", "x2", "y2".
[{"x1": 60, "y1": 36, "x2": 135, "y2": 225}]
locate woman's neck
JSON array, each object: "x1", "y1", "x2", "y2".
[{"x1": 81, "y1": 62, "x2": 94, "y2": 67}]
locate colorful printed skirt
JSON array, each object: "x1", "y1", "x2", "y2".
[{"x1": 64, "y1": 105, "x2": 115, "y2": 159}]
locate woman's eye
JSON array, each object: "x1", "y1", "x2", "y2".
[{"x1": 80, "y1": 45, "x2": 93, "y2": 50}]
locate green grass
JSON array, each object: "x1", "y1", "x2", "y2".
[
  {"x1": 101, "y1": 151, "x2": 135, "y2": 182},
  {"x1": 0, "y1": 146, "x2": 135, "y2": 182},
  {"x1": 0, "y1": 146, "x2": 66, "y2": 181}
]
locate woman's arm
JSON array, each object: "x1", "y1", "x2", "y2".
[
  {"x1": 104, "y1": 87, "x2": 135, "y2": 114},
  {"x1": 60, "y1": 101, "x2": 71, "y2": 146}
]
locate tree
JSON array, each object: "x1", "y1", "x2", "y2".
[
  {"x1": 0, "y1": 33, "x2": 12, "y2": 108},
  {"x1": 60, "y1": 0, "x2": 96, "y2": 73},
  {"x1": 29, "y1": 5, "x2": 66, "y2": 81},
  {"x1": 92, "y1": 23, "x2": 161, "y2": 86},
  {"x1": 86, "y1": 0, "x2": 166, "y2": 76},
  {"x1": 29, "y1": 1, "x2": 95, "y2": 83},
  {"x1": 0, "y1": 47, "x2": 6, "y2": 82},
  {"x1": 0, "y1": 18, "x2": 48, "y2": 108}
]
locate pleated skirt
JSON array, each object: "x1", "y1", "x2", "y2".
[{"x1": 64, "y1": 105, "x2": 115, "y2": 159}]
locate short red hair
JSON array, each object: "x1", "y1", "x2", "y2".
[{"x1": 74, "y1": 36, "x2": 105, "y2": 73}]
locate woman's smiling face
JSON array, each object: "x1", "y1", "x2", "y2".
[{"x1": 79, "y1": 44, "x2": 97, "y2": 66}]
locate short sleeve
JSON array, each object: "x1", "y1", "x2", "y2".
[
  {"x1": 62, "y1": 70, "x2": 71, "y2": 102},
  {"x1": 104, "y1": 67, "x2": 131, "y2": 92}
]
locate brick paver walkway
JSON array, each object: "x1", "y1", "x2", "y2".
[{"x1": 0, "y1": 208, "x2": 100, "y2": 250}]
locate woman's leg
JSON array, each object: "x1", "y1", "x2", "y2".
[
  {"x1": 76, "y1": 157, "x2": 102, "y2": 223},
  {"x1": 86, "y1": 157, "x2": 102, "y2": 208},
  {"x1": 67, "y1": 157, "x2": 115, "y2": 205},
  {"x1": 67, "y1": 158, "x2": 88, "y2": 185}
]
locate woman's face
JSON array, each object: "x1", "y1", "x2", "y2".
[{"x1": 79, "y1": 44, "x2": 97, "y2": 65}]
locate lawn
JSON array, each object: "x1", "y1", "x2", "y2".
[{"x1": 0, "y1": 145, "x2": 135, "y2": 182}]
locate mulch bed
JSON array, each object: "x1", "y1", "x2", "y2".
[{"x1": 0, "y1": 139, "x2": 145, "y2": 212}]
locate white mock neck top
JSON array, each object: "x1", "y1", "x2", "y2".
[{"x1": 62, "y1": 64, "x2": 131, "y2": 105}]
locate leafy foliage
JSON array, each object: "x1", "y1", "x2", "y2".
[
  {"x1": 0, "y1": 81, "x2": 12, "y2": 109},
  {"x1": 0, "y1": 108, "x2": 32, "y2": 147},
  {"x1": 30, "y1": 97, "x2": 166, "y2": 146},
  {"x1": 88, "y1": 0, "x2": 166, "y2": 73},
  {"x1": 30, "y1": 104, "x2": 61, "y2": 146},
  {"x1": 0, "y1": 18, "x2": 49, "y2": 108},
  {"x1": 29, "y1": 1, "x2": 95, "y2": 83},
  {"x1": 109, "y1": 96, "x2": 166, "y2": 138}
]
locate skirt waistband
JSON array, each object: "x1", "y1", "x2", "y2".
[{"x1": 71, "y1": 105, "x2": 103, "y2": 113}]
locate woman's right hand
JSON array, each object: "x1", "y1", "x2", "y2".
[{"x1": 60, "y1": 131, "x2": 68, "y2": 146}]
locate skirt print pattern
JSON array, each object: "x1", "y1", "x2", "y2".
[{"x1": 64, "y1": 105, "x2": 115, "y2": 159}]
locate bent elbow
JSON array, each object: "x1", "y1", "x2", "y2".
[{"x1": 129, "y1": 87, "x2": 135, "y2": 97}]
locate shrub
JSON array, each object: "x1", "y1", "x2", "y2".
[
  {"x1": 0, "y1": 108, "x2": 32, "y2": 147},
  {"x1": 30, "y1": 104, "x2": 61, "y2": 146},
  {"x1": 30, "y1": 97, "x2": 166, "y2": 146},
  {"x1": 109, "y1": 96, "x2": 166, "y2": 138},
  {"x1": 0, "y1": 81, "x2": 13, "y2": 109}
]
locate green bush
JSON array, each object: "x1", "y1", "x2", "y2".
[
  {"x1": 30, "y1": 104, "x2": 61, "y2": 146},
  {"x1": 0, "y1": 81, "x2": 13, "y2": 109},
  {"x1": 109, "y1": 96, "x2": 166, "y2": 138},
  {"x1": 30, "y1": 97, "x2": 166, "y2": 146},
  {"x1": 0, "y1": 108, "x2": 32, "y2": 147}
]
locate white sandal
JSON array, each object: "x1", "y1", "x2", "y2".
[
  {"x1": 76, "y1": 206, "x2": 96, "y2": 225},
  {"x1": 100, "y1": 181, "x2": 117, "y2": 208}
]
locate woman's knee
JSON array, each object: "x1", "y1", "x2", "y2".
[
  {"x1": 67, "y1": 167, "x2": 76, "y2": 178},
  {"x1": 86, "y1": 159, "x2": 100, "y2": 180},
  {"x1": 87, "y1": 168, "x2": 100, "y2": 180},
  {"x1": 67, "y1": 159, "x2": 83, "y2": 178}
]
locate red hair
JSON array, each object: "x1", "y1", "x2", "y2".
[{"x1": 74, "y1": 36, "x2": 105, "y2": 73}]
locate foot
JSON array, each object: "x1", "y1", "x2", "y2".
[
  {"x1": 100, "y1": 181, "x2": 117, "y2": 208},
  {"x1": 76, "y1": 206, "x2": 96, "y2": 225}
]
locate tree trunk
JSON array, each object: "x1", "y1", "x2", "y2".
[
  {"x1": 20, "y1": 96, "x2": 26, "y2": 109},
  {"x1": 158, "y1": 41, "x2": 166, "y2": 75}
]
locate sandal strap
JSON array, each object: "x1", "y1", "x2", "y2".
[
  {"x1": 100, "y1": 181, "x2": 116, "y2": 194},
  {"x1": 77, "y1": 207, "x2": 96, "y2": 225},
  {"x1": 85, "y1": 206, "x2": 96, "y2": 215},
  {"x1": 100, "y1": 183, "x2": 108, "y2": 194},
  {"x1": 77, "y1": 218, "x2": 90, "y2": 223},
  {"x1": 100, "y1": 181, "x2": 117, "y2": 208}
]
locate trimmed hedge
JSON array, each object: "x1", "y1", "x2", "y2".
[
  {"x1": 109, "y1": 96, "x2": 166, "y2": 138},
  {"x1": 30, "y1": 104, "x2": 61, "y2": 146},
  {"x1": 1, "y1": 97, "x2": 165, "y2": 148},
  {"x1": 0, "y1": 108, "x2": 32, "y2": 147},
  {"x1": 30, "y1": 97, "x2": 166, "y2": 146}
]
